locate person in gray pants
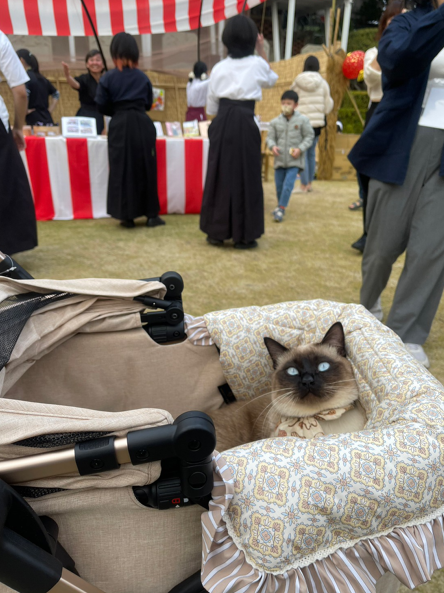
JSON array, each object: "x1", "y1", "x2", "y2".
[{"x1": 349, "y1": 0, "x2": 444, "y2": 368}]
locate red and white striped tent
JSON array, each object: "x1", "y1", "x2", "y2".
[{"x1": 0, "y1": 0, "x2": 264, "y2": 36}]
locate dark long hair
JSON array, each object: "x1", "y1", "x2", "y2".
[
  {"x1": 110, "y1": 32, "x2": 139, "y2": 70},
  {"x1": 377, "y1": 0, "x2": 405, "y2": 40},
  {"x1": 17, "y1": 49, "x2": 43, "y2": 79},
  {"x1": 222, "y1": 14, "x2": 258, "y2": 59}
]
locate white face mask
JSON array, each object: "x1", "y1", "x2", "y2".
[{"x1": 282, "y1": 105, "x2": 294, "y2": 116}]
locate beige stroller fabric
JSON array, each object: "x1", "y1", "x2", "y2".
[
  {"x1": 0, "y1": 277, "x2": 227, "y2": 593},
  {"x1": 0, "y1": 277, "x2": 225, "y2": 417}
]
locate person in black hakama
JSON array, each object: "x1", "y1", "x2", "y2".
[
  {"x1": 95, "y1": 33, "x2": 164, "y2": 229},
  {"x1": 200, "y1": 15, "x2": 278, "y2": 249},
  {"x1": 62, "y1": 50, "x2": 105, "y2": 135},
  {"x1": 16, "y1": 49, "x2": 60, "y2": 126},
  {"x1": 0, "y1": 31, "x2": 37, "y2": 256}
]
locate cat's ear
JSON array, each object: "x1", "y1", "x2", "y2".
[
  {"x1": 264, "y1": 337, "x2": 289, "y2": 369},
  {"x1": 321, "y1": 322, "x2": 347, "y2": 357}
]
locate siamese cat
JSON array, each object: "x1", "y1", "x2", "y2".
[{"x1": 210, "y1": 322, "x2": 366, "y2": 451}]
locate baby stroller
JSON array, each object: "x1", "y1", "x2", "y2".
[{"x1": 0, "y1": 252, "x2": 443, "y2": 593}]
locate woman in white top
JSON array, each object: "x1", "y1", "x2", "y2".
[
  {"x1": 291, "y1": 56, "x2": 334, "y2": 192},
  {"x1": 350, "y1": 0, "x2": 404, "y2": 251},
  {"x1": 185, "y1": 61, "x2": 209, "y2": 122},
  {"x1": 200, "y1": 15, "x2": 278, "y2": 249},
  {"x1": 0, "y1": 30, "x2": 37, "y2": 256}
]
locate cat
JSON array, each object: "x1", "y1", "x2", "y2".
[{"x1": 209, "y1": 322, "x2": 367, "y2": 452}]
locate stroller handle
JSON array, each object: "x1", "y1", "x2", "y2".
[{"x1": 0, "y1": 412, "x2": 216, "y2": 501}]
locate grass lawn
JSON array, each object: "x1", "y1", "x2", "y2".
[
  {"x1": 16, "y1": 179, "x2": 444, "y2": 384},
  {"x1": 12, "y1": 179, "x2": 444, "y2": 592}
]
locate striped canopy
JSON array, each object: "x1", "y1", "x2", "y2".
[{"x1": 0, "y1": 0, "x2": 264, "y2": 36}]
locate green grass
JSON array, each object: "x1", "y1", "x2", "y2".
[
  {"x1": 13, "y1": 179, "x2": 444, "y2": 591},
  {"x1": 15, "y1": 179, "x2": 444, "y2": 385}
]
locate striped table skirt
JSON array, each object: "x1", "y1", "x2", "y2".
[{"x1": 21, "y1": 136, "x2": 209, "y2": 220}]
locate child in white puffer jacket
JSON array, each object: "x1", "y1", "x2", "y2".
[{"x1": 291, "y1": 56, "x2": 334, "y2": 192}]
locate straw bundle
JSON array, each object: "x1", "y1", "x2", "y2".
[{"x1": 317, "y1": 47, "x2": 349, "y2": 180}]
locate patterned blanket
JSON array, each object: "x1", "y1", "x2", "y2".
[{"x1": 202, "y1": 301, "x2": 444, "y2": 580}]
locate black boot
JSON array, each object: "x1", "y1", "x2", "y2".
[
  {"x1": 351, "y1": 234, "x2": 367, "y2": 252},
  {"x1": 120, "y1": 219, "x2": 135, "y2": 228},
  {"x1": 147, "y1": 216, "x2": 166, "y2": 227}
]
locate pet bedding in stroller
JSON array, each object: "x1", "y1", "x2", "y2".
[{"x1": 0, "y1": 263, "x2": 443, "y2": 593}]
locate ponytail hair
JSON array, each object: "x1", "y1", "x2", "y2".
[
  {"x1": 189, "y1": 61, "x2": 208, "y2": 83},
  {"x1": 17, "y1": 49, "x2": 43, "y2": 79}
]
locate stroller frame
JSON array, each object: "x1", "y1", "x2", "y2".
[
  {"x1": 0, "y1": 413, "x2": 215, "y2": 593},
  {"x1": 0, "y1": 254, "x2": 213, "y2": 593}
]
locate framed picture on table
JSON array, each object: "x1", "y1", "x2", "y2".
[{"x1": 61, "y1": 117, "x2": 97, "y2": 138}]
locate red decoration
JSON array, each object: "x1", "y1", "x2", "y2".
[{"x1": 342, "y1": 51, "x2": 365, "y2": 80}]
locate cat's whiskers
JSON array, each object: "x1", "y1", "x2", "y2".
[
  {"x1": 252, "y1": 391, "x2": 292, "y2": 432},
  {"x1": 226, "y1": 388, "x2": 294, "y2": 415},
  {"x1": 259, "y1": 392, "x2": 294, "y2": 434}
]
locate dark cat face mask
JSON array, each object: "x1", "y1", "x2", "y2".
[{"x1": 264, "y1": 322, "x2": 358, "y2": 417}]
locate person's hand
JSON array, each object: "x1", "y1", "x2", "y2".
[
  {"x1": 291, "y1": 148, "x2": 302, "y2": 159},
  {"x1": 62, "y1": 61, "x2": 70, "y2": 78},
  {"x1": 12, "y1": 128, "x2": 26, "y2": 151},
  {"x1": 256, "y1": 34, "x2": 265, "y2": 55},
  {"x1": 272, "y1": 146, "x2": 281, "y2": 157},
  {"x1": 27, "y1": 108, "x2": 35, "y2": 115}
]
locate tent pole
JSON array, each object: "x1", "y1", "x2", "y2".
[
  {"x1": 68, "y1": 37, "x2": 76, "y2": 62},
  {"x1": 341, "y1": 0, "x2": 353, "y2": 51},
  {"x1": 79, "y1": 0, "x2": 108, "y2": 70},
  {"x1": 284, "y1": 0, "x2": 296, "y2": 60},
  {"x1": 271, "y1": 1, "x2": 280, "y2": 62}
]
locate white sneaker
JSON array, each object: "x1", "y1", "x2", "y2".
[
  {"x1": 404, "y1": 343, "x2": 430, "y2": 368},
  {"x1": 273, "y1": 208, "x2": 284, "y2": 222},
  {"x1": 369, "y1": 297, "x2": 383, "y2": 322}
]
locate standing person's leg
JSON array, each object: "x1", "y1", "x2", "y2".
[
  {"x1": 274, "y1": 168, "x2": 298, "y2": 222},
  {"x1": 386, "y1": 128, "x2": 444, "y2": 348},
  {"x1": 300, "y1": 151, "x2": 309, "y2": 191},
  {"x1": 361, "y1": 126, "x2": 438, "y2": 323},
  {"x1": 351, "y1": 173, "x2": 370, "y2": 252},
  {"x1": 274, "y1": 168, "x2": 285, "y2": 205},
  {"x1": 360, "y1": 178, "x2": 411, "y2": 313},
  {"x1": 307, "y1": 136, "x2": 319, "y2": 190}
]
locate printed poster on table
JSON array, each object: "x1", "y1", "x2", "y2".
[{"x1": 152, "y1": 88, "x2": 165, "y2": 111}]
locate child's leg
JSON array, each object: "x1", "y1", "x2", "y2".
[
  {"x1": 274, "y1": 168, "x2": 286, "y2": 204},
  {"x1": 278, "y1": 168, "x2": 299, "y2": 208}
]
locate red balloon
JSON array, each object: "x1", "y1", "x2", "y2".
[{"x1": 342, "y1": 50, "x2": 365, "y2": 80}]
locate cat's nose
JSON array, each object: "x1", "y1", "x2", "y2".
[{"x1": 301, "y1": 373, "x2": 315, "y2": 388}]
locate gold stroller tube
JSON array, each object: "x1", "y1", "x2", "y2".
[
  {"x1": 0, "y1": 436, "x2": 130, "y2": 484},
  {"x1": 48, "y1": 569, "x2": 106, "y2": 593}
]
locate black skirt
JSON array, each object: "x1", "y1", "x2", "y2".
[
  {"x1": 200, "y1": 99, "x2": 264, "y2": 243},
  {"x1": 107, "y1": 102, "x2": 160, "y2": 221},
  {"x1": 76, "y1": 106, "x2": 104, "y2": 135},
  {"x1": 0, "y1": 123, "x2": 37, "y2": 255}
]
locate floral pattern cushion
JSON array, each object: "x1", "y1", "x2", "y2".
[{"x1": 203, "y1": 301, "x2": 444, "y2": 572}]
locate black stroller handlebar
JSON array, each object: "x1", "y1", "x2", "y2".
[
  {"x1": 0, "y1": 412, "x2": 216, "y2": 503},
  {"x1": 0, "y1": 413, "x2": 217, "y2": 593}
]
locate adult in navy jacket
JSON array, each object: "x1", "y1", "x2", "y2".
[{"x1": 349, "y1": 0, "x2": 444, "y2": 368}]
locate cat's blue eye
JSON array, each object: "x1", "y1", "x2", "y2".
[
  {"x1": 286, "y1": 367, "x2": 299, "y2": 376},
  {"x1": 318, "y1": 362, "x2": 330, "y2": 372}
]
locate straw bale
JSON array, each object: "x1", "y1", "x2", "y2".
[
  {"x1": 0, "y1": 68, "x2": 188, "y2": 128},
  {"x1": 0, "y1": 51, "x2": 347, "y2": 178}
]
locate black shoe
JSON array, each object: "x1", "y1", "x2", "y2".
[
  {"x1": 351, "y1": 234, "x2": 367, "y2": 253},
  {"x1": 234, "y1": 241, "x2": 258, "y2": 250},
  {"x1": 120, "y1": 219, "x2": 135, "y2": 228},
  {"x1": 206, "y1": 237, "x2": 224, "y2": 246},
  {"x1": 147, "y1": 216, "x2": 166, "y2": 227}
]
